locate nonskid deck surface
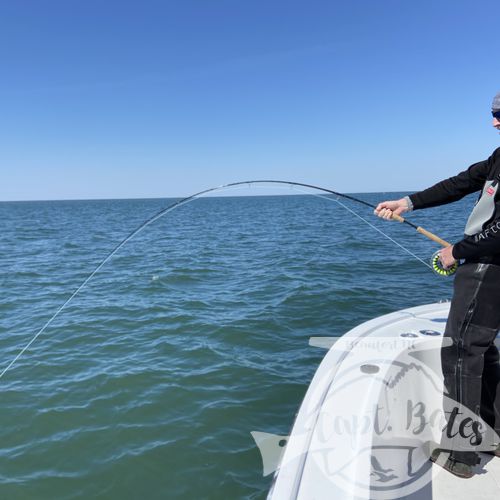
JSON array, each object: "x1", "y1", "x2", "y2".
[
  {"x1": 268, "y1": 302, "x2": 500, "y2": 500},
  {"x1": 432, "y1": 453, "x2": 500, "y2": 499}
]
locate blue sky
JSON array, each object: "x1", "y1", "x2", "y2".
[{"x1": 1, "y1": 0, "x2": 499, "y2": 201}]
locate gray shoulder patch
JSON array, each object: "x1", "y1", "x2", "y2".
[{"x1": 464, "y1": 180, "x2": 498, "y2": 236}]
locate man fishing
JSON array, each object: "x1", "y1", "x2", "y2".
[{"x1": 374, "y1": 91, "x2": 500, "y2": 479}]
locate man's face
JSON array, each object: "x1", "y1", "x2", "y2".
[{"x1": 493, "y1": 110, "x2": 500, "y2": 131}]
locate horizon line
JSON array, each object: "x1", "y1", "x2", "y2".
[{"x1": 0, "y1": 189, "x2": 412, "y2": 203}]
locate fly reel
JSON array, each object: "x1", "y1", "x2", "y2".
[{"x1": 431, "y1": 250, "x2": 458, "y2": 277}]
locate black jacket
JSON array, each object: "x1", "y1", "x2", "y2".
[{"x1": 409, "y1": 147, "x2": 500, "y2": 263}]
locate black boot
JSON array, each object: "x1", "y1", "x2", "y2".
[{"x1": 430, "y1": 449, "x2": 475, "y2": 479}]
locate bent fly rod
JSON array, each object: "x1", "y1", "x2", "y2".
[
  {"x1": 236, "y1": 180, "x2": 454, "y2": 276},
  {"x1": 0, "y1": 179, "x2": 454, "y2": 380},
  {"x1": 226, "y1": 180, "x2": 451, "y2": 245},
  {"x1": 225, "y1": 181, "x2": 455, "y2": 276}
]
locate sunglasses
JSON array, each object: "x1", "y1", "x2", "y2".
[{"x1": 493, "y1": 110, "x2": 500, "y2": 120}]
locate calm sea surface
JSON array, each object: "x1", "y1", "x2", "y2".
[{"x1": 0, "y1": 191, "x2": 476, "y2": 499}]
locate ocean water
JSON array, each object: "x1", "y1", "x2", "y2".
[{"x1": 0, "y1": 190, "x2": 476, "y2": 499}]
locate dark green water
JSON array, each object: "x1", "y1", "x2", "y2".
[{"x1": 0, "y1": 191, "x2": 475, "y2": 499}]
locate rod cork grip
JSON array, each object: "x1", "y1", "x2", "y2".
[
  {"x1": 416, "y1": 226, "x2": 450, "y2": 247},
  {"x1": 391, "y1": 213, "x2": 405, "y2": 223}
]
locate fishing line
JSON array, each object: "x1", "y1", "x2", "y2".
[
  {"x1": 0, "y1": 180, "x2": 445, "y2": 380},
  {"x1": 296, "y1": 190, "x2": 433, "y2": 270}
]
